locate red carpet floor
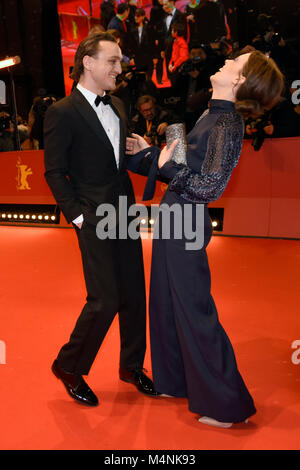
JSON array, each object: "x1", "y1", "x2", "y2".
[{"x1": 0, "y1": 225, "x2": 299, "y2": 450}]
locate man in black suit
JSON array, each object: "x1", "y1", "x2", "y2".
[
  {"x1": 44, "y1": 32, "x2": 158, "y2": 406},
  {"x1": 128, "y1": 8, "x2": 151, "y2": 71}
]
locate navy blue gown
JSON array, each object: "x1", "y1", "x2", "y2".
[{"x1": 140, "y1": 99, "x2": 256, "y2": 423}]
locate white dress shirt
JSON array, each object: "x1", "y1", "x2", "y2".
[
  {"x1": 73, "y1": 83, "x2": 120, "y2": 226},
  {"x1": 165, "y1": 7, "x2": 176, "y2": 31}
]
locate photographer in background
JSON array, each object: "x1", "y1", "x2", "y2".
[
  {"x1": 245, "y1": 110, "x2": 274, "y2": 152},
  {"x1": 130, "y1": 95, "x2": 178, "y2": 146},
  {"x1": 173, "y1": 45, "x2": 213, "y2": 132},
  {"x1": 251, "y1": 13, "x2": 298, "y2": 84},
  {"x1": 0, "y1": 111, "x2": 15, "y2": 152},
  {"x1": 27, "y1": 95, "x2": 56, "y2": 149}
]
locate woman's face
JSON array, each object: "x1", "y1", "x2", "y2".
[{"x1": 210, "y1": 53, "x2": 251, "y2": 90}]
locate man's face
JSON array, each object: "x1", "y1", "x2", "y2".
[
  {"x1": 83, "y1": 41, "x2": 122, "y2": 93},
  {"x1": 139, "y1": 101, "x2": 156, "y2": 120},
  {"x1": 162, "y1": 0, "x2": 174, "y2": 14},
  {"x1": 135, "y1": 13, "x2": 145, "y2": 24}
]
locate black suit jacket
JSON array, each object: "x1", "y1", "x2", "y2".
[
  {"x1": 129, "y1": 23, "x2": 152, "y2": 68},
  {"x1": 44, "y1": 88, "x2": 150, "y2": 225}
]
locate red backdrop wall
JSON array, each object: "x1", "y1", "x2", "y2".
[{"x1": 0, "y1": 137, "x2": 299, "y2": 239}]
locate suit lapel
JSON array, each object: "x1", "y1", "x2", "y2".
[{"x1": 71, "y1": 88, "x2": 114, "y2": 153}]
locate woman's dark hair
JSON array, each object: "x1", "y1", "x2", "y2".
[
  {"x1": 70, "y1": 32, "x2": 117, "y2": 82},
  {"x1": 172, "y1": 22, "x2": 186, "y2": 37},
  {"x1": 235, "y1": 50, "x2": 284, "y2": 119}
]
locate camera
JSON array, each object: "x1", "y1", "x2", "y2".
[
  {"x1": 33, "y1": 96, "x2": 56, "y2": 117},
  {"x1": 247, "y1": 114, "x2": 272, "y2": 151},
  {"x1": 180, "y1": 56, "x2": 203, "y2": 74},
  {"x1": 120, "y1": 64, "x2": 148, "y2": 83},
  {"x1": 0, "y1": 112, "x2": 11, "y2": 132}
]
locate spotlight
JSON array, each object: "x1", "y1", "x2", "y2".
[
  {"x1": 141, "y1": 219, "x2": 147, "y2": 225},
  {"x1": 0, "y1": 56, "x2": 21, "y2": 70},
  {"x1": 0, "y1": 204, "x2": 60, "y2": 225},
  {"x1": 208, "y1": 208, "x2": 224, "y2": 232},
  {"x1": 149, "y1": 219, "x2": 155, "y2": 225}
]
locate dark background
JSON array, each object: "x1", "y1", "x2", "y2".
[
  {"x1": 0, "y1": 0, "x2": 300, "y2": 121},
  {"x1": 0, "y1": 0, "x2": 65, "y2": 120}
]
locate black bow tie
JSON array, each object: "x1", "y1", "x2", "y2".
[{"x1": 94, "y1": 94, "x2": 111, "y2": 106}]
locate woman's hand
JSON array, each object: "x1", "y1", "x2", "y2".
[
  {"x1": 158, "y1": 139, "x2": 179, "y2": 169},
  {"x1": 157, "y1": 122, "x2": 168, "y2": 135},
  {"x1": 126, "y1": 133, "x2": 149, "y2": 155}
]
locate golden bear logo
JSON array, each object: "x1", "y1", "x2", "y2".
[
  {"x1": 72, "y1": 20, "x2": 78, "y2": 40},
  {"x1": 16, "y1": 157, "x2": 33, "y2": 190}
]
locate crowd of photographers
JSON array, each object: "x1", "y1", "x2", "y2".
[{"x1": 1, "y1": 0, "x2": 300, "y2": 153}]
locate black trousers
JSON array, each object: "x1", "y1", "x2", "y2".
[{"x1": 56, "y1": 220, "x2": 147, "y2": 375}]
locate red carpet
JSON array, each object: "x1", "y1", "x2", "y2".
[{"x1": 0, "y1": 225, "x2": 299, "y2": 450}]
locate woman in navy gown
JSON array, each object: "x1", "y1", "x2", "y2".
[{"x1": 127, "y1": 50, "x2": 284, "y2": 427}]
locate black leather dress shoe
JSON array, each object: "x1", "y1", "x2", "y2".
[
  {"x1": 51, "y1": 360, "x2": 98, "y2": 406},
  {"x1": 119, "y1": 367, "x2": 160, "y2": 396}
]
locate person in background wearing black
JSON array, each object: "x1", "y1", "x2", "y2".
[
  {"x1": 28, "y1": 95, "x2": 57, "y2": 149},
  {"x1": 148, "y1": 0, "x2": 167, "y2": 82},
  {"x1": 125, "y1": 0, "x2": 140, "y2": 29},
  {"x1": 107, "y1": 3, "x2": 131, "y2": 56},
  {"x1": 100, "y1": 0, "x2": 116, "y2": 30},
  {"x1": 173, "y1": 45, "x2": 212, "y2": 132},
  {"x1": 129, "y1": 8, "x2": 152, "y2": 72},
  {"x1": 192, "y1": 0, "x2": 227, "y2": 44},
  {"x1": 0, "y1": 111, "x2": 14, "y2": 152}
]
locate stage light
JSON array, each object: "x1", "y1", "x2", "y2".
[
  {"x1": 0, "y1": 56, "x2": 21, "y2": 70},
  {"x1": 212, "y1": 220, "x2": 218, "y2": 228},
  {"x1": 0, "y1": 204, "x2": 60, "y2": 225},
  {"x1": 149, "y1": 219, "x2": 155, "y2": 225},
  {"x1": 141, "y1": 219, "x2": 147, "y2": 225}
]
